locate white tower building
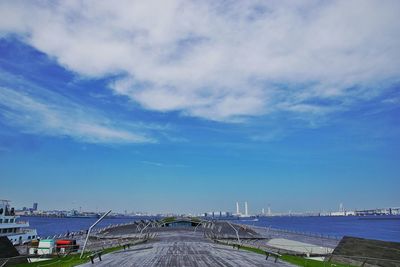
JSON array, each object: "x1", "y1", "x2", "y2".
[
  {"x1": 244, "y1": 201, "x2": 248, "y2": 216},
  {"x1": 236, "y1": 201, "x2": 240, "y2": 215}
]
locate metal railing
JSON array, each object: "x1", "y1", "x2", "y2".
[{"x1": 252, "y1": 225, "x2": 342, "y2": 241}]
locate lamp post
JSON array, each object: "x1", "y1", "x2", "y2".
[
  {"x1": 140, "y1": 221, "x2": 152, "y2": 237},
  {"x1": 227, "y1": 221, "x2": 241, "y2": 244},
  {"x1": 80, "y1": 210, "x2": 112, "y2": 258}
]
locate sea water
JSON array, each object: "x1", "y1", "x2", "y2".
[
  {"x1": 25, "y1": 215, "x2": 400, "y2": 242},
  {"x1": 238, "y1": 215, "x2": 400, "y2": 242}
]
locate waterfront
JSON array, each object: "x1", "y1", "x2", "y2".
[
  {"x1": 25, "y1": 216, "x2": 159, "y2": 238},
  {"x1": 26, "y1": 215, "x2": 400, "y2": 243},
  {"x1": 238, "y1": 215, "x2": 400, "y2": 243}
]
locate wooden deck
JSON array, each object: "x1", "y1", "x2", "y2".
[{"x1": 79, "y1": 230, "x2": 294, "y2": 267}]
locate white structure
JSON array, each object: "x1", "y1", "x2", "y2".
[
  {"x1": 234, "y1": 201, "x2": 252, "y2": 217},
  {"x1": 0, "y1": 200, "x2": 37, "y2": 245},
  {"x1": 268, "y1": 205, "x2": 272, "y2": 216},
  {"x1": 37, "y1": 239, "x2": 55, "y2": 255}
]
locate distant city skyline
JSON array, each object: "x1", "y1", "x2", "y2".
[
  {"x1": 1, "y1": 1, "x2": 399, "y2": 214},
  {"x1": 10, "y1": 199, "x2": 400, "y2": 216}
]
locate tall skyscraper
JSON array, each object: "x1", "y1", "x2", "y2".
[
  {"x1": 244, "y1": 201, "x2": 248, "y2": 216},
  {"x1": 236, "y1": 201, "x2": 240, "y2": 215},
  {"x1": 33, "y1": 203, "x2": 38, "y2": 211}
]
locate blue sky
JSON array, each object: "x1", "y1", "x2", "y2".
[{"x1": 0, "y1": 1, "x2": 399, "y2": 214}]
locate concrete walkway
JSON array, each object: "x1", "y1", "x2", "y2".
[
  {"x1": 267, "y1": 238, "x2": 333, "y2": 255},
  {"x1": 80, "y1": 230, "x2": 294, "y2": 267}
]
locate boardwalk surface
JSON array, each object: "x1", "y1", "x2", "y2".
[{"x1": 80, "y1": 230, "x2": 294, "y2": 267}]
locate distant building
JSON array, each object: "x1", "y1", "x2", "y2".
[
  {"x1": 203, "y1": 211, "x2": 231, "y2": 217},
  {"x1": 33, "y1": 203, "x2": 38, "y2": 211}
]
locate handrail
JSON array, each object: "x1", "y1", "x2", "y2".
[{"x1": 251, "y1": 225, "x2": 341, "y2": 240}]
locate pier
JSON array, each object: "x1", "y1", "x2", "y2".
[
  {"x1": 2, "y1": 217, "x2": 399, "y2": 266},
  {"x1": 80, "y1": 230, "x2": 292, "y2": 267},
  {"x1": 76, "y1": 217, "x2": 334, "y2": 267}
]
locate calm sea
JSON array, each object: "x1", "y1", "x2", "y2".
[
  {"x1": 25, "y1": 216, "x2": 158, "y2": 238},
  {"x1": 237, "y1": 216, "x2": 400, "y2": 242},
  {"x1": 25, "y1": 215, "x2": 400, "y2": 243}
]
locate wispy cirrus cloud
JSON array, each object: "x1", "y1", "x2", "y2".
[
  {"x1": 0, "y1": 1, "x2": 399, "y2": 122},
  {"x1": 140, "y1": 160, "x2": 187, "y2": 168},
  {"x1": 0, "y1": 72, "x2": 156, "y2": 144}
]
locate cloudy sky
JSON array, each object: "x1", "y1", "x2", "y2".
[{"x1": 0, "y1": 0, "x2": 399, "y2": 214}]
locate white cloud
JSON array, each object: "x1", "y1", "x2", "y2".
[
  {"x1": 140, "y1": 160, "x2": 187, "y2": 168},
  {"x1": 0, "y1": 81, "x2": 154, "y2": 144},
  {"x1": 0, "y1": 0, "x2": 399, "y2": 121}
]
